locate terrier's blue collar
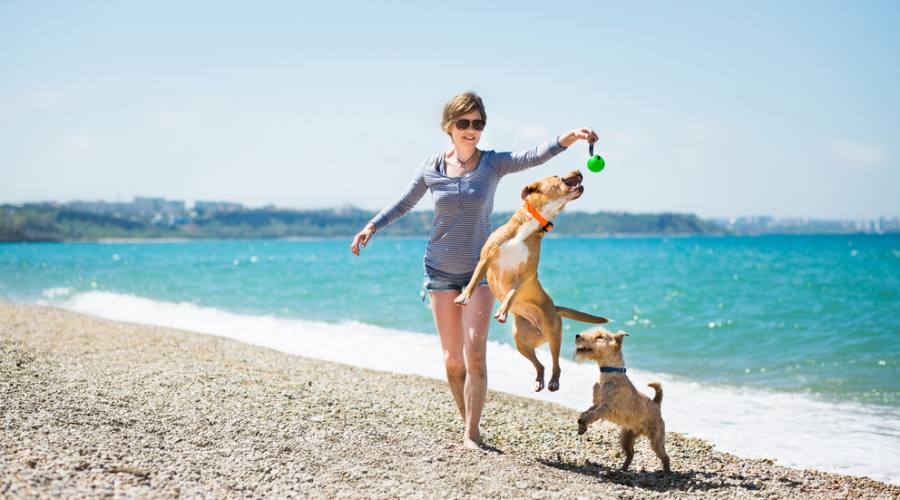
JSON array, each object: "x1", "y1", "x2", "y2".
[{"x1": 600, "y1": 366, "x2": 627, "y2": 373}]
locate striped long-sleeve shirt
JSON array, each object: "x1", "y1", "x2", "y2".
[{"x1": 369, "y1": 137, "x2": 568, "y2": 280}]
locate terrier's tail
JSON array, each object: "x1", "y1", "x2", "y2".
[
  {"x1": 648, "y1": 382, "x2": 663, "y2": 405},
  {"x1": 555, "y1": 306, "x2": 610, "y2": 324}
]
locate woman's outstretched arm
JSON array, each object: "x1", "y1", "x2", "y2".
[
  {"x1": 496, "y1": 128, "x2": 598, "y2": 177},
  {"x1": 350, "y1": 156, "x2": 432, "y2": 255}
]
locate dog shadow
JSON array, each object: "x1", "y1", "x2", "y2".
[
  {"x1": 536, "y1": 458, "x2": 755, "y2": 493},
  {"x1": 479, "y1": 443, "x2": 505, "y2": 455}
]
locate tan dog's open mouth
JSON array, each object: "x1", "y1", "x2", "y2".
[
  {"x1": 563, "y1": 173, "x2": 583, "y2": 187},
  {"x1": 564, "y1": 172, "x2": 584, "y2": 198}
]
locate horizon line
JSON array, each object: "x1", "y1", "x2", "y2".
[{"x1": 3, "y1": 198, "x2": 899, "y2": 222}]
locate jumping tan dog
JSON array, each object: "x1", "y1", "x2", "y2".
[
  {"x1": 575, "y1": 327, "x2": 670, "y2": 472},
  {"x1": 455, "y1": 170, "x2": 610, "y2": 392}
]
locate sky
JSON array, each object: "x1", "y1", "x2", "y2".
[{"x1": 1, "y1": 1, "x2": 898, "y2": 219}]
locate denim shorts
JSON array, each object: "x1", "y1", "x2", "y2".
[{"x1": 422, "y1": 265, "x2": 488, "y2": 294}]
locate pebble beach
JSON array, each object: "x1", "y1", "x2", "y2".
[{"x1": 1, "y1": 301, "x2": 897, "y2": 499}]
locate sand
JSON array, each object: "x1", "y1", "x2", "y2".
[{"x1": 1, "y1": 301, "x2": 896, "y2": 498}]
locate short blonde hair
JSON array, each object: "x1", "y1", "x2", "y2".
[{"x1": 441, "y1": 92, "x2": 486, "y2": 135}]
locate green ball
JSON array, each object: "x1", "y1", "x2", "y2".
[{"x1": 587, "y1": 155, "x2": 605, "y2": 172}]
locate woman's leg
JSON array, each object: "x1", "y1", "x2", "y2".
[
  {"x1": 429, "y1": 290, "x2": 467, "y2": 421},
  {"x1": 460, "y1": 284, "x2": 494, "y2": 448}
]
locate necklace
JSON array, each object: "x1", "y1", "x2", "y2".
[{"x1": 456, "y1": 149, "x2": 479, "y2": 167}]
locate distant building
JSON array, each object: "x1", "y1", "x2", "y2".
[
  {"x1": 714, "y1": 214, "x2": 898, "y2": 235},
  {"x1": 194, "y1": 201, "x2": 244, "y2": 213},
  {"x1": 134, "y1": 197, "x2": 185, "y2": 215}
]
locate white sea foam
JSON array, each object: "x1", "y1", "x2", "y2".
[
  {"x1": 41, "y1": 287, "x2": 74, "y2": 299},
  {"x1": 56, "y1": 290, "x2": 899, "y2": 485}
]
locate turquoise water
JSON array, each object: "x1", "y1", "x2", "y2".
[{"x1": 1, "y1": 235, "x2": 898, "y2": 407}]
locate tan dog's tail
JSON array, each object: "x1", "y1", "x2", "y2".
[
  {"x1": 648, "y1": 382, "x2": 663, "y2": 405},
  {"x1": 555, "y1": 306, "x2": 610, "y2": 324}
]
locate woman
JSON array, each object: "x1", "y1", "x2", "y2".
[{"x1": 350, "y1": 92, "x2": 597, "y2": 449}]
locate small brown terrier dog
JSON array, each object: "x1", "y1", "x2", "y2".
[{"x1": 575, "y1": 328, "x2": 671, "y2": 472}]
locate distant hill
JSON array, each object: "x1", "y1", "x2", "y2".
[{"x1": 0, "y1": 203, "x2": 724, "y2": 242}]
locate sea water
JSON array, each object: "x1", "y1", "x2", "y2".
[{"x1": 1, "y1": 235, "x2": 898, "y2": 483}]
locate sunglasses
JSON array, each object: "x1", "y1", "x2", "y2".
[{"x1": 454, "y1": 119, "x2": 485, "y2": 131}]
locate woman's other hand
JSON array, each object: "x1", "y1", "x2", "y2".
[
  {"x1": 559, "y1": 128, "x2": 599, "y2": 148},
  {"x1": 350, "y1": 223, "x2": 376, "y2": 256}
]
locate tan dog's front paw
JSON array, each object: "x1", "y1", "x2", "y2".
[
  {"x1": 454, "y1": 294, "x2": 470, "y2": 307},
  {"x1": 494, "y1": 309, "x2": 508, "y2": 323}
]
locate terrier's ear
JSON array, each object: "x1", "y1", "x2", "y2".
[
  {"x1": 612, "y1": 331, "x2": 629, "y2": 346},
  {"x1": 521, "y1": 182, "x2": 541, "y2": 200}
]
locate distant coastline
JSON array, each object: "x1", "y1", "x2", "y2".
[{"x1": 2, "y1": 198, "x2": 897, "y2": 242}]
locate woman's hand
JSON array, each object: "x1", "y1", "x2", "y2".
[
  {"x1": 559, "y1": 128, "x2": 599, "y2": 148},
  {"x1": 350, "y1": 222, "x2": 376, "y2": 256}
]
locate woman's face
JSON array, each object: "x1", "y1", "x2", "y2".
[{"x1": 449, "y1": 110, "x2": 484, "y2": 149}]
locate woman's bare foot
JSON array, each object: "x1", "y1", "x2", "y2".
[{"x1": 462, "y1": 429, "x2": 483, "y2": 449}]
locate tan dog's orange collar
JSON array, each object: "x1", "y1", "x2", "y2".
[{"x1": 525, "y1": 201, "x2": 554, "y2": 232}]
